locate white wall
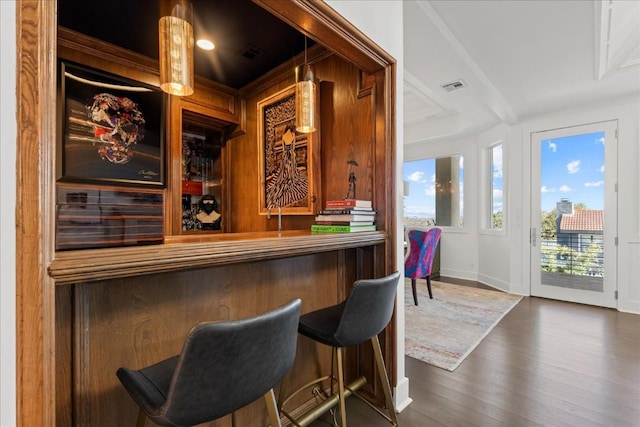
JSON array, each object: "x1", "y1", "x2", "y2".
[
  {"x1": 405, "y1": 95, "x2": 640, "y2": 312},
  {"x1": 324, "y1": 0, "x2": 410, "y2": 410},
  {"x1": 0, "y1": 1, "x2": 17, "y2": 425}
]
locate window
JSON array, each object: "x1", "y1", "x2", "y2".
[
  {"x1": 403, "y1": 155, "x2": 464, "y2": 228},
  {"x1": 489, "y1": 143, "x2": 503, "y2": 229}
]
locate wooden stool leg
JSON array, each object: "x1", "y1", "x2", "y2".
[
  {"x1": 336, "y1": 347, "x2": 348, "y2": 426},
  {"x1": 371, "y1": 336, "x2": 398, "y2": 426}
]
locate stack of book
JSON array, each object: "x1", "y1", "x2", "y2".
[{"x1": 311, "y1": 199, "x2": 376, "y2": 233}]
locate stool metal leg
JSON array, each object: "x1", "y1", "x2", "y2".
[
  {"x1": 336, "y1": 347, "x2": 348, "y2": 426},
  {"x1": 371, "y1": 336, "x2": 398, "y2": 426},
  {"x1": 265, "y1": 389, "x2": 283, "y2": 427}
]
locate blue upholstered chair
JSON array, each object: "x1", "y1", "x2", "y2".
[
  {"x1": 404, "y1": 227, "x2": 442, "y2": 305},
  {"x1": 116, "y1": 299, "x2": 301, "y2": 427}
]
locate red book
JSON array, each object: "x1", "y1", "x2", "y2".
[
  {"x1": 317, "y1": 209, "x2": 375, "y2": 215},
  {"x1": 325, "y1": 199, "x2": 372, "y2": 209}
]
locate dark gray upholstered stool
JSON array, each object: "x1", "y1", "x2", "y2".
[
  {"x1": 279, "y1": 272, "x2": 400, "y2": 427},
  {"x1": 116, "y1": 299, "x2": 301, "y2": 427}
]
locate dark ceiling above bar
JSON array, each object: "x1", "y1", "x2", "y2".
[{"x1": 57, "y1": 0, "x2": 312, "y2": 89}]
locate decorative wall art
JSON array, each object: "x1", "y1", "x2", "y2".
[
  {"x1": 257, "y1": 85, "x2": 319, "y2": 215},
  {"x1": 58, "y1": 61, "x2": 165, "y2": 187}
]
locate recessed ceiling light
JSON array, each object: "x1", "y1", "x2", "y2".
[{"x1": 196, "y1": 39, "x2": 215, "y2": 51}]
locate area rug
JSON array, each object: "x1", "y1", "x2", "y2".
[{"x1": 405, "y1": 279, "x2": 522, "y2": 371}]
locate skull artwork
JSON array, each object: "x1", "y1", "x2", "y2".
[{"x1": 88, "y1": 93, "x2": 146, "y2": 164}]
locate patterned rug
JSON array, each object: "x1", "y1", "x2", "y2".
[{"x1": 405, "y1": 279, "x2": 522, "y2": 371}]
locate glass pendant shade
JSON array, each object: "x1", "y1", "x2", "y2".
[
  {"x1": 295, "y1": 64, "x2": 316, "y2": 133},
  {"x1": 159, "y1": 1, "x2": 194, "y2": 96}
]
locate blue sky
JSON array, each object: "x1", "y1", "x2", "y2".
[
  {"x1": 402, "y1": 131, "x2": 604, "y2": 220},
  {"x1": 541, "y1": 131, "x2": 604, "y2": 212},
  {"x1": 403, "y1": 155, "x2": 464, "y2": 219}
]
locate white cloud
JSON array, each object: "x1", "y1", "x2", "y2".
[
  {"x1": 599, "y1": 164, "x2": 604, "y2": 173},
  {"x1": 541, "y1": 186, "x2": 554, "y2": 193},
  {"x1": 584, "y1": 180, "x2": 604, "y2": 187},
  {"x1": 430, "y1": 173, "x2": 435, "y2": 183},
  {"x1": 559, "y1": 185, "x2": 572, "y2": 193},
  {"x1": 406, "y1": 171, "x2": 424, "y2": 182},
  {"x1": 567, "y1": 160, "x2": 580, "y2": 174},
  {"x1": 548, "y1": 141, "x2": 557, "y2": 152},
  {"x1": 493, "y1": 189, "x2": 503, "y2": 198},
  {"x1": 425, "y1": 185, "x2": 436, "y2": 197},
  {"x1": 596, "y1": 137, "x2": 605, "y2": 144}
]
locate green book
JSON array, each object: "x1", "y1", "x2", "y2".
[{"x1": 311, "y1": 224, "x2": 376, "y2": 233}]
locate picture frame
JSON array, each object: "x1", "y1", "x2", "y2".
[
  {"x1": 257, "y1": 85, "x2": 320, "y2": 216},
  {"x1": 58, "y1": 61, "x2": 165, "y2": 187}
]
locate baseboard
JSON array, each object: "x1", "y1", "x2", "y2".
[{"x1": 393, "y1": 376, "x2": 413, "y2": 412}]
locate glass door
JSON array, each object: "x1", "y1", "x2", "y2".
[{"x1": 530, "y1": 121, "x2": 617, "y2": 307}]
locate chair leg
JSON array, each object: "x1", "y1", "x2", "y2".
[
  {"x1": 370, "y1": 336, "x2": 399, "y2": 426},
  {"x1": 426, "y1": 276, "x2": 433, "y2": 299},
  {"x1": 264, "y1": 388, "x2": 283, "y2": 427},
  {"x1": 136, "y1": 408, "x2": 147, "y2": 427},
  {"x1": 336, "y1": 347, "x2": 348, "y2": 426},
  {"x1": 411, "y1": 278, "x2": 418, "y2": 305}
]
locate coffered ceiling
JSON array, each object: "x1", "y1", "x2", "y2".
[{"x1": 403, "y1": 0, "x2": 640, "y2": 146}]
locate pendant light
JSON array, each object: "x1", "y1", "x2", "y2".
[
  {"x1": 159, "y1": 0, "x2": 194, "y2": 96},
  {"x1": 295, "y1": 37, "x2": 316, "y2": 133}
]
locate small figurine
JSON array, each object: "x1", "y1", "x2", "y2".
[
  {"x1": 196, "y1": 194, "x2": 221, "y2": 230},
  {"x1": 345, "y1": 160, "x2": 358, "y2": 199}
]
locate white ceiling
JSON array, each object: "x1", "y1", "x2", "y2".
[{"x1": 403, "y1": 0, "x2": 640, "y2": 146}]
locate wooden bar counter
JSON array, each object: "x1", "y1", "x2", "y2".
[
  {"x1": 52, "y1": 231, "x2": 389, "y2": 426},
  {"x1": 49, "y1": 231, "x2": 386, "y2": 285}
]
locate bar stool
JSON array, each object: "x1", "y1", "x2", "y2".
[
  {"x1": 279, "y1": 272, "x2": 401, "y2": 426},
  {"x1": 116, "y1": 299, "x2": 301, "y2": 427}
]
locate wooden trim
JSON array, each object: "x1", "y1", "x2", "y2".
[
  {"x1": 16, "y1": 1, "x2": 57, "y2": 425},
  {"x1": 254, "y1": 0, "x2": 396, "y2": 73}
]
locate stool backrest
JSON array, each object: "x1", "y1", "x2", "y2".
[
  {"x1": 334, "y1": 272, "x2": 401, "y2": 346},
  {"x1": 162, "y1": 299, "x2": 301, "y2": 425}
]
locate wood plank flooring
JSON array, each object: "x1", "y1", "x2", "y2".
[{"x1": 310, "y1": 296, "x2": 640, "y2": 426}]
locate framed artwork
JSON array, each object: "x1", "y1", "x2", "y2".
[
  {"x1": 257, "y1": 85, "x2": 319, "y2": 216},
  {"x1": 58, "y1": 61, "x2": 165, "y2": 187}
]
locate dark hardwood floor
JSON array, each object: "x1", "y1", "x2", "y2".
[{"x1": 310, "y1": 296, "x2": 640, "y2": 426}]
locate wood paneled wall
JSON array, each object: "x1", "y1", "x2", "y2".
[{"x1": 16, "y1": 1, "x2": 397, "y2": 425}]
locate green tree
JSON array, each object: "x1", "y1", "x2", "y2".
[
  {"x1": 492, "y1": 211, "x2": 503, "y2": 229},
  {"x1": 540, "y1": 209, "x2": 557, "y2": 240}
]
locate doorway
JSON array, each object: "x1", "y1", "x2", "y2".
[{"x1": 530, "y1": 121, "x2": 617, "y2": 307}]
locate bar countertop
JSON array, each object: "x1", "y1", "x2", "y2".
[{"x1": 48, "y1": 230, "x2": 387, "y2": 285}]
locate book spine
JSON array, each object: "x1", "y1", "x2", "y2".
[
  {"x1": 317, "y1": 209, "x2": 375, "y2": 215},
  {"x1": 311, "y1": 225, "x2": 353, "y2": 232},
  {"x1": 325, "y1": 200, "x2": 356, "y2": 207},
  {"x1": 325, "y1": 199, "x2": 371, "y2": 208}
]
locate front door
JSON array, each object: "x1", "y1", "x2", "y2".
[{"x1": 530, "y1": 121, "x2": 617, "y2": 307}]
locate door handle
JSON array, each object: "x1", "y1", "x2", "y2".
[{"x1": 531, "y1": 227, "x2": 537, "y2": 247}]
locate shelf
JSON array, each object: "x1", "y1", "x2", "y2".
[{"x1": 49, "y1": 230, "x2": 386, "y2": 285}]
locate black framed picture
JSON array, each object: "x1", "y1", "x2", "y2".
[{"x1": 58, "y1": 61, "x2": 165, "y2": 187}]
